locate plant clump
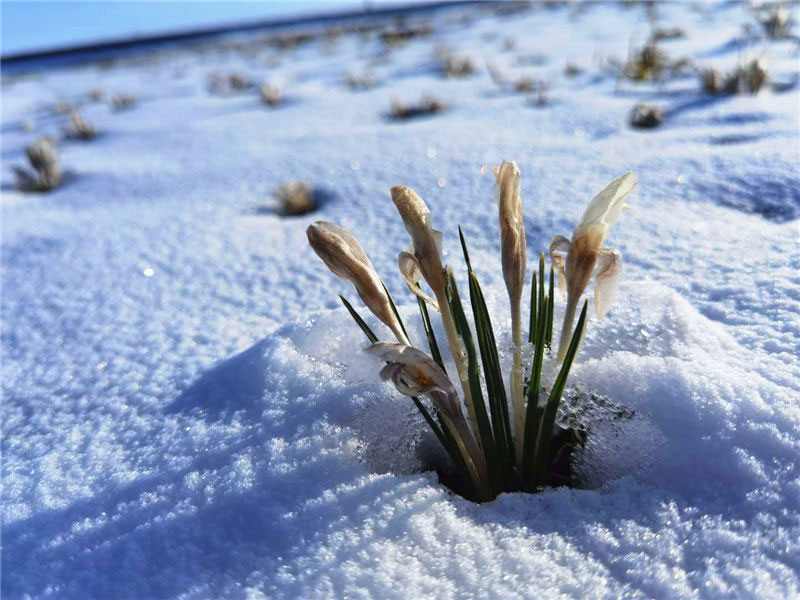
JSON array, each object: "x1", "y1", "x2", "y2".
[
  {"x1": 344, "y1": 72, "x2": 378, "y2": 91},
  {"x1": 630, "y1": 103, "x2": 664, "y2": 128},
  {"x1": 275, "y1": 180, "x2": 317, "y2": 216},
  {"x1": 699, "y1": 57, "x2": 769, "y2": 95},
  {"x1": 110, "y1": 93, "x2": 138, "y2": 110},
  {"x1": 389, "y1": 95, "x2": 447, "y2": 120},
  {"x1": 65, "y1": 112, "x2": 97, "y2": 140},
  {"x1": 306, "y1": 162, "x2": 637, "y2": 502},
  {"x1": 209, "y1": 72, "x2": 252, "y2": 95},
  {"x1": 259, "y1": 83, "x2": 283, "y2": 107},
  {"x1": 442, "y1": 53, "x2": 477, "y2": 78},
  {"x1": 487, "y1": 63, "x2": 546, "y2": 94},
  {"x1": 755, "y1": 3, "x2": 793, "y2": 39},
  {"x1": 14, "y1": 138, "x2": 63, "y2": 192},
  {"x1": 379, "y1": 23, "x2": 433, "y2": 46}
]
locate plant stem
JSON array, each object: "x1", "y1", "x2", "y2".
[
  {"x1": 434, "y1": 285, "x2": 481, "y2": 447},
  {"x1": 557, "y1": 291, "x2": 578, "y2": 362},
  {"x1": 510, "y1": 295, "x2": 525, "y2": 466}
]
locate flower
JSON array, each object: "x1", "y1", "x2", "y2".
[
  {"x1": 366, "y1": 342, "x2": 460, "y2": 418},
  {"x1": 550, "y1": 173, "x2": 636, "y2": 361},
  {"x1": 390, "y1": 186, "x2": 481, "y2": 444},
  {"x1": 492, "y1": 161, "x2": 527, "y2": 461},
  {"x1": 307, "y1": 221, "x2": 410, "y2": 345},
  {"x1": 391, "y1": 185, "x2": 445, "y2": 304},
  {"x1": 494, "y1": 161, "x2": 526, "y2": 307},
  {"x1": 366, "y1": 341, "x2": 490, "y2": 498}
]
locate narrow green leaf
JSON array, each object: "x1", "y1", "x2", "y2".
[
  {"x1": 531, "y1": 299, "x2": 588, "y2": 487},
  {"x1": 340, "y1": 295, "x2": 378, "y2": 343},
  {"x1": 459, "y1": 228, "x2": 514, "y2": 480},
  {"x1": 381, "y1": 280, "x2": 410, "y2": 343},
  {"x1": 522, "y1": 254, "x2": 548, "y2": 483},
  {"x1": 546, "y1": 266, "x2": 555, "y2": 348},
  {"x1": 528, "y1": 270, "x2": 537, "y2": 345},
  {"x1": 458, "y1": 226, "x2": 472, "y2": 271},
  {"x1": 446, "y1": 268, "x2": 499, "y2": 493},
  {"x1": 341, "y1": 294, "x2": 472, "y2": 494},
  {"x1": 416, "y1": 288, "x2": 444, "y2": 371}
]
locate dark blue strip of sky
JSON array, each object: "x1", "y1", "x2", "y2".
[{"x1": 1, "y1": 1, "x2": 372, "y2": 56}]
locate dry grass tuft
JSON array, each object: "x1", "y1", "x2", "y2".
[
  {"x1": 275, "y1": 181, "x2": 317, "y2": 216},
  {"x1": 344, "y1": 72, "x2": 378, "y2": 91},
  {"x1": 699, "y1": 57, "x2": 769, "y2": 95},
  {"x1": 111, "y1": 93, "x2": 138, "y2": 110},
  {"x1": 259, "y1": 84, "x2": 283, "y2": 107},
  {"x1": 756, "y1": 3, "x2": 793, "y2": 39},
  {"x1": 65, "y1": 112, "x2": 97, "y2": 140},
  {"x1": 14, "y1": 138, "x2": 63, "y2": 192},
  {"x1": 390, "y1": 95, "x2": 447, "y2": 120}
]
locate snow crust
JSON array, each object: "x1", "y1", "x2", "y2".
[{"x1": 2, "y1": 2, "x2": 799, "y2": 598}]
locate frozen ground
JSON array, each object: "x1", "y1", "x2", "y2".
[{"x1": 2, "y1": 2, "x2": 799, "y2": 598}]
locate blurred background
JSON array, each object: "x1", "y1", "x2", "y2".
[{"x1": 2, "y1": 1, "x2": 427, "y2": 56}]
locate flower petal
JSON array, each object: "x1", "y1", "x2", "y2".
[
  {"x1": 575, "y1": 172, "x2": 637, "y2": 235},
  {"x1": 366, "y1": 342, "x2": 456, "y2": 398},
  {"x1": 494, "y1": 161, "x2": 526, "y2": 303},
  {"x1": 549, "y1": 235, "x2": 571, "y2": 298},
  {"x1": 594, "y1": 248, "x2": 622, "y2": 318},
  {"x1": 398, "y1": 251, "x2": 440, "y2": 311},
  {"x1": 307, "y1": 221, "x2": 410, "y2": 345}
]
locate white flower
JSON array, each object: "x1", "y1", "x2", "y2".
[
  {"x1": 550, "y1": 173, "x2": 636, "y2": 361},
  {"x1": 307, "y1": 221, "x2": 410, "y2": 345}
]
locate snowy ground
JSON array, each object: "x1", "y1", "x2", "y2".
[{"x1": 2, "y1": 2, "x2": 799, "y2": 598}]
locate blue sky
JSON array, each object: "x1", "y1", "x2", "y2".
[{"x1": 1, "y1": 1, "x2": 370, "y2": 56}]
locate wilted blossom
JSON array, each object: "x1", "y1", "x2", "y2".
[
  {"x1": 366, "y1": 342, "x2": 489, "y2": 496},
  {"x1": 550, "y1": 173, "x2": 637, "y2": 361},
  {"x1": 307, "y1": 221, "x2": 410, "y2": 345}
]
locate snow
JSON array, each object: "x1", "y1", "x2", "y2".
[{"x1": 2, "y1": 1, "x2": 799, "y2": 598}]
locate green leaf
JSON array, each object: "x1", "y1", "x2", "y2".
[
  {"x1": 340, "y1": 295, "x2": 474, "y2": 495},
  {"x1": 445, "y1": 267, "x2": 499, "y2": 493},
  {"x1": 340, "y1": 295, "x2": 378, "y2": 343},
  {"x1": 546, "y1": 266, "x2": 555, "y2": 348},
  {"x1": 416, "y1": 288, "x2": 444, "y2": 371},
  {"x1": 522, "y1": 254, "x2": 548, "y2": 483},
  {"x1": 459, "y1": 227, "x2": 515, "y2": 481},
  {"x1": 381, "y1": 280, "x2": 410, "y2": 344},
  {"x1": 531, "y1": 299, "x2": 588, "y2": 487},
  {"x1": 528, "y1": 270, "x2": 537, "y2": 345}
]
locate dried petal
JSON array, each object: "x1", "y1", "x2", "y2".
[
  {"x1": 366, "y1": 342, "x2": 460, "y2": 418},
  {"x1": 594, "y1": 249, "x2": 622, "y2": 318},
  {"x1": 398, "y1": 251, "x2": 439, "y2": 311},
  {"x1": 494, "y1": 161, "x2": 526, "y2": 306},
  {"x1": 549, "y1": 235, "x2": 571, "y2": 298}
]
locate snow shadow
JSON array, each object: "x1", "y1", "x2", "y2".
[{"x1": 166, "y1": 339, "x2": 270, "y2": 422}]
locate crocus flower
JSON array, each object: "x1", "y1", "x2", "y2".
[
  {"x1": 391, "y1": 186, "x2": 481, "y2": 445},
  {"x1": 307, "y1": 221, "x2": 410, "y2": 345},
  {"x1": 366, "y1": 342, "x2": 490, "y2": 497},
  {"x1": 492, "y1": 161, "x2": 526, "y2": 460},
  {"x1": 550, "y1": 173, "x2": 636, "y2": 361}
]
